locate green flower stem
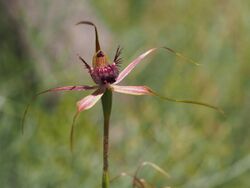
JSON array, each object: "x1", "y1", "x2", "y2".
[{"x1": 101, "y1": 89, "x2": 112, "y2": 188}]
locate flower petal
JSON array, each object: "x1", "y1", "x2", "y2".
[
  {"x1": 115, "y1": 48, "x2": 157, "y2": 84},
  {"x1": 21, "y1": 85, "x2": 96, "y2": 134},
  {"x1": 111, "y1": 85, "x2": 154, "y2": 95},
  {"x1": 38, "y1": 85, "x2": 97, "y2": 94},
  {"x1": 77, "y1": 87, "x2": 105, "y2": 112},
  {"x1": 70, "y1": 87, "x2": 105, "y2": 151},
  {"x1": 111, "y1": 85, "x2": 224, "y2": 114},
  {"x1": 115, "y1": 47, "x2": 199, "y2": 84}
]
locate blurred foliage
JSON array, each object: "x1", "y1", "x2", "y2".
[{"x1": 0, "y1": 0, "x2": 250, "y2": 187}]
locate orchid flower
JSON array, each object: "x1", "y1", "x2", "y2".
[{"x1": 22, "y1": 21, "x2": 223, "y2": 188}]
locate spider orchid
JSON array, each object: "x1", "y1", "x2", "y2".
[{"x1": 22, "y1": 21, "x2": 223, "y2": 188}]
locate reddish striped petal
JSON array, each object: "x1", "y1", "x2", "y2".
[
  {"x1": 38, "y1": 85, "x2": 97, "y2": 94},
  {"x1": 115, "y1": 47, "x2": 199, "y2": 84},
  {"x1": 111, "y1": 85, "x2": 153, "y2": 95},
  {"x1": 77, "y1": 88, "x2": 105, "y2": 112},
  {"x1": 111, "y1": 85, "x2": 224, "y2": 114},
  {"x1": 70, "y1": 87, "x2": 105, "y2": 150},
  {"x1": 115, "y1": 48, "x2": 157, "y2": 84}
]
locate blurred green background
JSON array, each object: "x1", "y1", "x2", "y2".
[{"x1": 1, "y1": 0, "x2": 250, "y2": 187}]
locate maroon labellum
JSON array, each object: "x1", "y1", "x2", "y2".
[{"x1": 91, "y1": 63, "x2": 119, "y2": 84}]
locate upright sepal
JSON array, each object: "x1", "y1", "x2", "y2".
[{"x1": 76, "y1": 21, "x2": 101, "y2": 52}]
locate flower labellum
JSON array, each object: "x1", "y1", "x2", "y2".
[{"x1": 90, "y1": 51, "x2": 119, "y2": 84}]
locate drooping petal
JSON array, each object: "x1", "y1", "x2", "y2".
[
  {"x1": 77, "y1": 88, "x2": 105, "y2": 112},
  {"x1": 111, "y1": 85, "x2": 224, "y2": 114},
  {"x1": 77, "y1": 87, "x2": 105, "y2": 112},
  {"x1": 70, "y1": 87, "x2": 106, "y2": 150},
  {"x1": 21, "y1": 85, "x2": 97, "y2": 134},
  {"x1": 115, "y1": 47, "x2": 199, "y2": 84}
]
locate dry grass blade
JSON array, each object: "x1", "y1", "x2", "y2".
[
  {"x1": 134, "y1": 161, "x2": 170, "y2": 179},
  {"x1": 110, "y1": 162, "x2": 171, "y2": 188},
  {"x1": 21, "y1": 100, "x2": 33, "y2": 134},
  {"x1": 110, "y1": 172, "x2": 145, "y2": 188},
  {"x1": 110, "y1": 172, "x2": 132, "y2": 182}
]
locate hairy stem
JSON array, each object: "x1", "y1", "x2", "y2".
[{"x1": 101, "y1": 89, "x2": 112, "y2": 188}]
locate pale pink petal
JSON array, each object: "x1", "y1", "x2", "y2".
[
  {"x1": 111, "y1": 85, "x2": 224, "y2": 114},
  {"x1": 71, "y1": 87, "x2": 104, "y2": 150},
  {"x1": 77, "y1": 88, "x2": 105, "y2": 112},
  {"x1": 71, "y1": 87, "x2": 105, "y2": 150},
  {"x1": 115, "y1": 48, "x2": 157, "y2": 84},
  {"x1": 115, "y1": 47, "x2": 200, "y2": 84},
  {"x1": 111, "y1": 85, "x2": 153, "y2": 95}
]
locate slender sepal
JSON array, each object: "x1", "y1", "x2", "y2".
[{"x1": 76, "y1": 21, "x2": 101, "y2": 52}]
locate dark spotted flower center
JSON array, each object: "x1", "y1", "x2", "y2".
[{"x1": 91, "y1": 64, "x2": 119, "y2": 84}]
